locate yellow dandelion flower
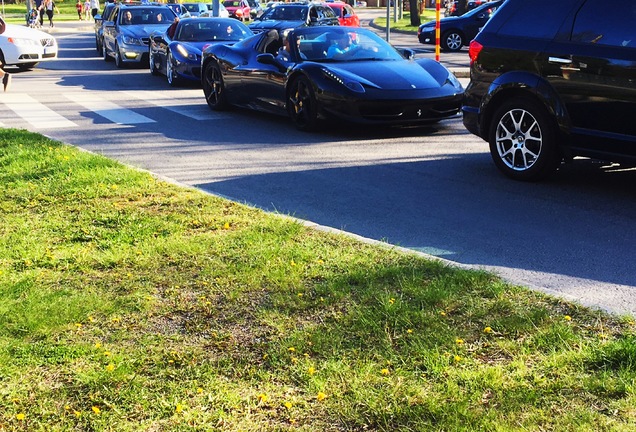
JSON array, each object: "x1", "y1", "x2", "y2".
[
  {"x1": 407, "y1": 329, "x2": 413, "y2": 334},
  {"x1": 317, "y1": 259, "x2": 324, "y2": 264},
  {"x1": 316, "y1": 392, "x2": 327, "y2": 402},
  {"x1": 484, "y1": 327, "x2": 493, "y2": 334},
  {"x1": 65, "y1": 405, "x2": 70, "y2": 410},
  {"x1": 103, "y1": 351, "x2": 111, "y2": 357},
  {"x1": 257, "y1": 393, "x2": 268, "y2": 403},
  {"x1": 388, "y1": 298, "x2": 395, "y2": 304},
  {"x1": 105, "y1": 363, "x2": 115, "y2": 372},
  {"x1": 16, "y1": 413, "x2": 25, "y2": 421},
  {"x1": 440, "y1": 311, "x2": 447, "y2": 316},
  {"x1": 297, "y1": 292, "x2": 303, "y2": 297},
  {"x1": 381, "y1": 368, "x2": 390, "y2": 375},
  {"x1": 564, "y1": 315, "x2": 572, "y2": 321},
  {"x1": 94, "y1": 342, "x2": 102, "y2": 349},
  {"x1": 291, "y1": 357, "x2": 298, "y2": 364},
  {"x1": 308, "y1": 366, "x2": 316, "y2": 375},
  {"x1": 290, "y1": 260, "x2": 296, "y2": 266},
  {"x1": 284, "y1": 401, "x2": 293, "y2": 409},
  {"x1": 75, "y1": 323, "x2": 82, "y2": 329},
  {"x1": 175, "y1": 404, "x2": 183, "y2": 413},
  {"x1": 110, "y1": 184, "x2": 117, "y2": 190},
  {"x1": 455, "y1": 338, "x2": 464, "y2": 345},
  {"x1": 91, "y1": 406, "x2": 101, "y2": 415},
  {"x1": 74, "y1": 410, "x2": 81, "y2": 418},
  {"x1": 88, "y1": 316, "x2": 95, "y2": 323},
  {"x1": 288, "y1": 347, "x2": 296, "y2": 352},
  {"x1": 223, "y1": 222, "x2": 230, "y2": 229},
  {"x1": 197, "y1": 388, "x2": 203, "y2": 394},
  {"x1": 454, "y1": 355, "x2": 462, "y2": 363}
]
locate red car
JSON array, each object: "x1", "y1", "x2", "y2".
[
  {"x1": 327, "y1": 2, "x2": 359, "y2": 27},
  {"x1": 223, "y1": 0, "x2": 251, "y2": 21}
]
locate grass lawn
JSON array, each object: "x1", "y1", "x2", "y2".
[
  {"x1": 1, "y1": 128, "x2": 635, "y2": 430},
  {"x1": 374, "y1": 10, "x2": 438, "y2": 32}
]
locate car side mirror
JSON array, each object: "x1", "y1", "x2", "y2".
[
  {"x1": 401, "y1": 48, "x2": 415, "y2": 60},
  {"x1": 257, "y1": 53, "x2": 277, "y2": 65},
  {"x1": 104, "y1": 20, "x2": 115, "y2": 28}
]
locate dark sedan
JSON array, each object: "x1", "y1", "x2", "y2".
[
  {"x1": 149, "y1": 17, "x2": 253, "y2": 86},
  {"x1": 418, "y1": 0, "x2": 503, "y2": 51},
  {"x1": 201, "y1": 26, "x2": 463, "y2": 131},
  {"x1": 248, "y1": 2, "x2": 339, "y2": 33}
]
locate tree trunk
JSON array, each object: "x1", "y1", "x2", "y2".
[{"x1": 409, "y1": 0, "x2": 420, "y2": 26}]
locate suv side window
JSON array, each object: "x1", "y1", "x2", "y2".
[
  {"x1": 572, "y1": 0, "x2": 636, "y2": 48},
  {"x1": 496, "y1": 0, "x2": 578, "y2": 39}
]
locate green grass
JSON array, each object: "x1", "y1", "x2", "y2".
[
  {"x1": 374, "y1": 11, "x2": 438, "y2": 32},
  {"x1": 1, "y1": 128, "x2": 635, "y2": 430}
]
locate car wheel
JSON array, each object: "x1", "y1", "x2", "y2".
[
  {"x1": 287, "y1": 76, "x2": 318, "y2": 132},
  {"x1": 149, "y1": 50, "x2": 159, "y2": 76},
  {"x1": 103, "y1": 42, "x2": 112, "y2": 62},
  {"x1": 96, "y1": 36, "x2": 103, "y2": 56},
  {"x1": 167, "y1": 52, "x2": 179, "y2": 86},
  {"x1": 202, "y1": 61, "x2": 228, "y2": 110},
  {"x1": 114, "y1": 43, "x2": 124, "y2": 68},
  {"x1": 488, "y1": 97, "x2": 561, "y2": 181},
  {"x1": 441, "y1": 30, "x2": 463, "y2": 52}
]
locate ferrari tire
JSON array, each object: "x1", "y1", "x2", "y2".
[
  {"x1": 287, "y1": 76, "x2": 318, "y2": 132},
  {"x1": 441, "y1": 30, "x2": 463, "y2": 52},
  {"x1": 488, "y1": 97, "x2": 561, "y2": 181},
  {"x1": 167, "y1": 52, "x2": 180, "y2": 86},
  {"x1": 202, "y1": 61, "x2": 229, "y2": 110}
]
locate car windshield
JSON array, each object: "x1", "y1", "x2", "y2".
[
  {"x1": 120, "y1": 7, "x2": 175, "y2": 25},
  {"x1": 259, "y1": 5, "x2": 307, "y2": 21},
  {"x1": 183, "y1": 4, "x2": 202, "y2": 12},
  {"x1": 176, "y1": 20, "x2": 253, "y2": 41},
  {"x1": 293, "y1": 28, "x2": 403, "y2": 62}
]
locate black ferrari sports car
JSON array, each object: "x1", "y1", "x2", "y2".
[{"x1": 201, "y1": 26, "x2": 464, "y2": 131}]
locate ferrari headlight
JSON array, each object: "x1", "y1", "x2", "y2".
[
  {"x1": 322, "y1": 68, "x2": 365, "y2": 93},
  {"x1": 176, "y1": 44, "x2": 198, "y2": 61},
  {"x1": 121, "y1": 35, "x2": 142, "y2": 45}
]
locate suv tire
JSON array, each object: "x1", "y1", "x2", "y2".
[{"x1": 488, "y1": 97, "x2": 561, "y2": 181}]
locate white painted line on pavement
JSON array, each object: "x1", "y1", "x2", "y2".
[
  {"x1": 123, "y1": 90, "x2": 229, "y2": 121},
  {"x1": 1, "y1": 93, "x2": 77, "y2": 129},
  {"x1": 66, "y1": 93, "x2": 155, "y2": 125}
]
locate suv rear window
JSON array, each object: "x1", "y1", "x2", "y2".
[{"x1": 496, "y1": 0, "x2": 578, "y2": 39}]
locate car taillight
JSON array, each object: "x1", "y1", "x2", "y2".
[{"x1": 468, "y1": 40, "x2": 483, "y2": 66}]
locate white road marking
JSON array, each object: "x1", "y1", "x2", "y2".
[
  {"x1": 1, "y1": 93, "x2": 77, "y2": 129},
  {"x1": 123, "y1": 90, "x2": 226, "y2": 121},
  {"x1": 65, "y1": 92, "x2": 155, "y2": 124}
]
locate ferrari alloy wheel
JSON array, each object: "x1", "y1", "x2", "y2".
[
  {"x1": 488, "y1": 97, "x2": 561, "y2": 181},
  {"x1": 287, "y1": 77, "x2": 318, "y2": 132},
  {"x1": 167, "y1": 52, "x2": 179, "y2": 86},
  {"x1": 149, "y1": 50, "x2": 158, "y2": 76},
  {"x1": 441, "y1": 30, "x2": 463, "y2": 52},
  {"x1": 202, "y1": 62, "x2": 228, "y2": 110}
]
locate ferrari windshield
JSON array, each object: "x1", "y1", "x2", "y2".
[
  {"x1": 259, "y1": 5, "x2": 307, "y2": 21},
  {"x1": 292, "y1": 27, "x2": 404, "y2": 62},
  {"x1": 176, "y1": 20, "x2": 253, "y2": 42}
]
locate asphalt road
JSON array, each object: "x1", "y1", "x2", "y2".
[{"x1": 3, "y1": 19, "x2": 636, "y2": 317}]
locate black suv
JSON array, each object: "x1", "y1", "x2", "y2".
[{"x1": 462, "y1": 0, "x2": 636, "y2": 181}]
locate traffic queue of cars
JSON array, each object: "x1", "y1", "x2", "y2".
[{"x1": 89, "y1": 0, "x2": 636, "y2": 181}]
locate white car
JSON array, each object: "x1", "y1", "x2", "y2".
[
  {"x1": 199, "y1": 3, "x2": 230, "y2": 18},
  {"x1": 0, "y1": 24, "x2": 58, "y2": 70}
]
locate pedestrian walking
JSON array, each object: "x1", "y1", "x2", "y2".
[
  {"x1": 35, "y1": 0, "x2": 45, "y2": 27},
  {"x1": 76, "y1": 0, "x2": 84, "y2": 20},
  {"x1": 90, "y1": 0, "x2": 100, "y2": 18},
  {"x1": 44, "y1": 0, "x2": 60, "y2": 28},
  {"x1": 84, "y1": 0, "x2": 91, "y2": 20},
  {"x1": 0, "y1": 15, "x2": 11, "y2": 91}
]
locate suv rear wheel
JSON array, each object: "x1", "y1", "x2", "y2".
[{"x1": 488, "y1": 97, "x2": 561, "y2": 181}]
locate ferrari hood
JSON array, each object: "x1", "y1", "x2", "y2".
[{"x1": 326, "y1": 60, "x2": 451, "y2": 90}]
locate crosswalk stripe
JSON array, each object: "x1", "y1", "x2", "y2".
[
  {"x1": 1, "y1": 93, "x2": 77, "y2": 129},
  {"x1": 65, "y1": 93, "x2": 155, "y2": 125},
  {"x1": 122, "y1": 90, "x2": 227, "y2": 121}
]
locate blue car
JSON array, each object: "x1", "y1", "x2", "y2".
[
  {"x1": 103, "y1": 4, "x2": 176, "y2": 68},
  {"x1": 149, "y1": 17, "x2": 253, "y2": 86}
]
